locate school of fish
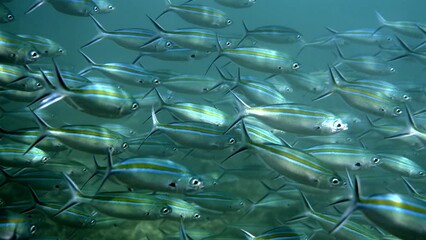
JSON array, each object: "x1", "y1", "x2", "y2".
[{"x1": 0, "y1": 0, "x2": 425, "y2": 239}]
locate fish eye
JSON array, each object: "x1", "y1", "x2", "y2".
[
  {"x1": 225, "y1": 41, "x2": 232, "y2": 47},
  {"x1": 30, "y1": 51, "x2": 39, "y2": 59},
  {"x1": 296, "y1": 35, "x2": 301, "y2": 39},
  {"x1": 190, "y1": 54, "x2": 196, "y2": 58},
  {"x1": 387, "y1": 37, "x2": 392, "y2": 41},
  {"x1": 82, "y1": 168, "x2": 87, "y2": 172},
  {"x1": 93, "y1": 6, "x2": 99, "y2": 12},
  {"x1": 403, "y1": 94, "x2": 409, "y2": 100},
  {"x1": 193, "y1": 213, "x2": 201, "y2": 219},
  {"x1": 292, "y1": 63, "x2": 300, "y2": 70},
  {"x1": 166, "y1": 41, "x2": 173, "y2": 48},
  {"x1": 226, "y1": 19, "x2": 232, "y2": 25},
  {"x1": 122, "y1": 142, "x2": 128, "y2": 149},
  {"x1": 394, "y1": 108, "x2": 402, "y2": 115},
  {"x1": 169, "y1": 182, "x2": 176, "y2": 188},
  {"x1": 240, "y1": 201, "x2": 244, "y2": 206},
  {"x1": 191, "y1": 178, "x2": 201, "y2": 186},
  {"x1": 108, "y1": 5, "x2": 114, "y2": 10},
  {"x1": 277, "y1": 66, "x2": 283, "y2": 70},
  {"x1": 36, "y1": 82, "x2": 42, "y2": 88},
  {"x1": 419, "y1": 171, "x2": 424, "y2": 176},
  {"x1": 330, "y1": 177, "x2": 340, "y2": 185},
  {"x1": 42, "y1": 156, "x2": 48, "y2": 163},
  {"x1": 372, "y1": 157, "x2": 380, "y2": 164},
  {"x1": 58, "y1": 48, "x2": 64, "y2": 53},
  {"x1": 7, "y1": 14, "x2": 13, "y2": 20},
  {"x1": 132, "y1": 102, "x2": 139, "y2": 110},
  {"x1": 161, "y1": 207, "x2": 171, "y2": 215},
  {"x1": 354, "y1": 162, "x2": 361, "y2": 167},
  {"x1": 10, "y1": 53, "x2": 15, "y2": 58},
  {"x1": 153, "y1": 79, "x2": 160, "y2": 85},
  {"x1": 315, "y1": 126, "x2": 321, "y2": 130},
  {"x1": 228, "y1": 137, "x2": 236, "y2": 144},
  {"x1": 30, "y1": 225, "x2": 37, "y2": 235},
  {"x1": 90, "y1": 219, "x2": 96, "y2": 225},
  {"x1": 380, "y1": 107, "x2": 385, "y2": 112},
  {"x1": 202, "y1": 87, "x2": 209, "y2": 92},
  {"x1": 390, "y1": 67, "x2": 395, "y2": 72}
]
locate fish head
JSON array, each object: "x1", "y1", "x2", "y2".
[
  {"x1": 317, "y1": 118, "x2": 348, "y2": 135},
  {"x1": 1, "y1": 12, "x2": 13, "y2": 23},
  {"x1": 13, "y1": 49, "x2": 40, "y2": 64},
  {"x1": 408, "y1": 168, "x2": 426, "y2": 179},
  {"x1": 314, "y1": 174, "x2": 344, "y2": 189},
  {"x1": 367, "y1": 155, "x2": 382, "y2": 168},
  {"x1": 176, "y1": 176, "x2": 204, "y2": 193}
]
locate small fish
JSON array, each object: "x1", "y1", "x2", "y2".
[
  {"x1": 239, "y1": 21, "x2": 303, "y2": 45},
  {"x1": 92, "y1": 0, "x2": 114, "y2": 14},
  {"x1": 26, "y1": 0, "x2": 100, "y2": 17},
  {"x1": 331, "y1": 176, "x2": 426, "y2": 240},
  {"x1": 0, "y1": 64, "x2": 44, "y2": 91},
  {"x1": 214, "y1": 0, "x2": 256, "y2": 8},
  {"x1": 378, "y1": 153, "x2": 425, "y2": 179},
  {"x1": 335, "y1": 45, "x2": 395, "y2": 75},
  {"x1": 154, "y1": 194, "x2": 202, "y2": 221},
  {"x1": 325, "y1": 27, "x2": 397, "y2": 47},
  {"x1": 375, "y1": 12, "x2": 425, "y2": 38},
  {"x1": 160, "y1": 74, "x2": 225, "y2": 94},
  {"x1": 0, "y1": 143, "x2": 48, "y2": 168},
  {"x1": 137, "y1": 46, "x2": 211, "y2": 62},
  {"x1": 207, "y1": 42, "x2": 300, "y2": 74},
  {"x1": 314, "y1": 67, "x2": 402, "y2": 118},
  {"x1": 0, "y1": 2, "x2": 13, "y2": 23},
  {"x1": 17, "y1": 34, "x2": 65, "y2": 58},
  {"x1": 184, "y1": 191, "x2": 249, "y2": 213},
  {"x1": 57, "y1": 174, "x2": 173, "y2": 220},
  {"x1": 305, "y1": 144, "x2": 381, "y2": 171},
  {"x1": 0, "y1": 30, "x2": 40, "y2": 64},
  {"x1": 0, "y1": 210, "x2": 36, "y2": 240},
  {"x1": 140, "y1": 108, "x2": 237, "y2": 150},
  {"x1": 78, "y1": 50, "x2": 160, "y2": 88},
  {"x1": 158, "y1": 0, "x2": 232, "y2": 28}
]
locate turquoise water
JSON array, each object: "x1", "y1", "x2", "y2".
[{"x1": 0, "y1": 0, "x2": 425, "y2": 239}]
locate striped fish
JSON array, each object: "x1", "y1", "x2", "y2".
[
  {"x1": 141, "y1": 108, "x2": 237, "y2": 150},
  {"x1": 154, "y1": 89, "x2": 230, "y2": 127},
  {"x1": 335, "y1": 45, "x2": 395, "y2": 75},
  {"x1": 298, "y1": 192, "x2": 381, "y2": 240},
  {"x1": 82, "y1": 15, "x2": 171, "y2": 52},
  {"x1": 184, "y1": 191, "x2": 249, "y2": 213},
  {"x1": 378, "y1": 154, "x2": 425, "y2": 178},
  {"x1": 0, "y1": 30, "x2": 39, "y2": 64},
  {"x1": 0, "y1": 64, "x2": 43, "y2": 91},
  {"x1": 325, "y1": 27, "x2": 397, "y2": 47},
  {"x1": 0, "y1": 169, "x2": 67, "y2": 191},
  {"x1": 158, "y1": 0, "x2": 232, "y2": 28},
  {"x1": 376, "y1": 12, "x2": 426, "y2": 38},
  {"x1": 26, "y1": 0, "x2": 100, "y2": 16},
  {"x1": 98, "y1": 156, "x2": 204, "y2": 193},
  {"x1": 154, "y1": 194, "x2": 202, "y2": 221},
  {"x1": 314, "y1": 67, "x2": 402, "y2": 118},
  {"x1": 78, "y1": 50, "x2": 160, "y2": 88},
  {"x1": 146, "y1": 16, "x2": 227, "y2": 52},
  {"x1": 57, "y1": 174, "x2": 173, "y2": 220},
  {"x1": 305, "y1": 144, "x2": 381, "y2": 171},
  {"x1": 213, "y1": 0, "x2": 255, "y2": 8},
  {"x1": 160, "y1": 74, "x2": 226, "y2": 94},
  {"x1": 331, "y1": 176, "x2": 426, "y2": 239},
  {"x1": 17, "y1": 34, "x2": 65, "y2": 58},
  {"x1": 0, "y1": 210, "x2": 35, "y2": 239},
  {"x1": 0, "y1": 143, "x2": 48, "y2": 168},
  {"x1": 239, "y1": 21, "x2": 303, "y2": 45},
  {"x1": 348, "y1": 79, "x2": 410, "y2": 103},
  {"x1": 402, "y1": 178, "x2": 426, "y2": 202},
  {"x1": 34, "y1": 61, "x2": 139, "y2": 119},
  {"x1": 27, "y1": 111, "x2": 129, "y2": 155},
  {"x1": 228, "y1": 91, "x2": 348, "y2": 136}
]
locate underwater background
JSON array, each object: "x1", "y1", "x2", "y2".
[{"x1": 0, "y1": 0, "x2": 425, "y2": 239}]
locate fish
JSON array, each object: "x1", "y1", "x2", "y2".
[
  {"x1": 227, "y1": 91, "x2": 348, "y2": 136},
  {"x1": 33, "y1": 61, "x2": 139, "y2": 119},
  {"x1": 375, "y1": 12, "x2": 425, "y2": 38},
  {"x1": 0, "y1": 30, "x2": 40, "y2": 64},
  {"x1": 17, "y1": 34, "x2": 65, "y2": 58},
  {"x1": 26, "y1": 0, "x2": 100, "y2": 16},
  {"x1": 0, "y1": 143, "x2": 49, "y2": 168},
  {"x1": 331, "y1": 176, "x2": 426, "y2": 240},
  {"x1": 0, "y1": 209, "x2": 36, "y2": 240},
  {"x1": 378, "y1": 154, "x2": 425, "y2": 179},
  {"x1": 158, "y1": 0, "x2": 232, "y2": 28},
  {"x1": 314, "y1": 67, "x2": 402, "y2": 118},
  {"x1": 239, "y1": 21, "x2": 303, "y2": 45},
  {"x1": 0, "y1": 2, "x2": 13, "y2": 23},
  {"x1": 213, "y1": 0, "x2": 256, "y2": 8}
]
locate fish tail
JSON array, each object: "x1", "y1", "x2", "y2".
[
  {"x1": 156, "y1": 0, "x2": 173, "y2": 20},
  {"x1": 236, "y1": 20, "x2": 250, "y2": 47},
  {"x1": 325, "y1": 26, "x2": 338, "y2": 34},
  {"x1": 81, "y1": 15, "x2": 108, "y2": 49},
  {"x1": 25, "y1": 1, "x2": 44, "y2": 15},
  {"x1": 205, "y1": 34, "x2": 224, "y2": 75},
  {"x1": 80, "y1": 156, "x2": 102, "y2": 189},
  {"x1": 375, "y1": 11, "x2": 387, "y2": 25},
  {"x1": 312, "y1": 66, "x2": 337, "y2": 101},
  {"x1": 21, "y1": 186, "x2": 42, "y2": 214},
  {"x1": 240, "y1": 229, "x2": 255, "y2": 240},
  {"x1": 78, "y1": 50, "x2": 97, "y2": 75},
  {"x1": 401, "y1": 177, "x2": 421, "y2": 197},
  {"x1": 224, "y1": 91, "x2": 249, "y2": 134},
  {"x1": 94, "y1": 147, "x2": 114, "y2": 193},
  {"x1": 138, "y1": 107, "x2": 160, "y2": 150},
  {"x1": 54, "y1": 174, "x2": 84, "y2": 218},
  {"x1": 0, "y1": 169, "x2": 11, "y2": 188},
  {"x1": 24, "y1": 110, "x2": 50, "y2": 155}
]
